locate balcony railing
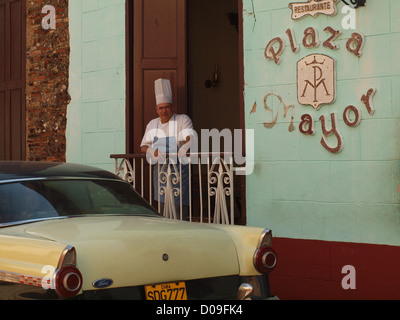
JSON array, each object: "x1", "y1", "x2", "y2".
[{"x1": 110, "y1": 153, "x2": 242, "y2": 225}]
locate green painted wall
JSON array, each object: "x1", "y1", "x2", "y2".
[
  {"x1": 243, "y1": 0, "x2": 400, "y2": 246},
  {"x1": 67, "y1": 0, "x2": 126, "y2": 172}
]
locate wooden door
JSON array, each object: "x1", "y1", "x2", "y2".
[
  {"x1": 131, "y1": 0, "x2": 187, "y2": 154},
  {"x1": 0, "y1": 0, "x2": 26, "y2": 160}
]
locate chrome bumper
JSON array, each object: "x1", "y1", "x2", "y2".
[{"x1": 237, "y1": 275, "x2": 278, "y2": 300}]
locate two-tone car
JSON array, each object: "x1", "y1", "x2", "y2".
[{"x1": 0, "y1": 161, "x2": 277, "y2": 300}]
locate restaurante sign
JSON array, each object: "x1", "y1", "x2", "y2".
[{"x1": 289, "y1": 0, "x2": 339, "y2": 20}]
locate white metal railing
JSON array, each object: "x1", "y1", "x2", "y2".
[{"x1": 110, "y1": 153, "x2": 240, "y2": 225}]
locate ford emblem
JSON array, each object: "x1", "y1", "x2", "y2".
[{"x1": 92, "y1": 278, "x2": 113, "y2": 289}]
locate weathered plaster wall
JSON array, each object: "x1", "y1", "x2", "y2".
[
  {"x1": 67, "y1": 0, "x2": 126, "y2": 172},
  {"x1": 26, "y1": 0, "x2": 70, "y2": 161},
  {"x1": 243, "y1": 0, "x2": 400, "y2": 246}
]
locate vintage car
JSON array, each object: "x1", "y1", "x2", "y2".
[{"x1": 0, "y1": 161, "x2": 277, "y2": 300}]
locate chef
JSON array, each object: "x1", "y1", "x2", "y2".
[{"x1": 140, "y1": 79, "x2": 193, "y2": 220}]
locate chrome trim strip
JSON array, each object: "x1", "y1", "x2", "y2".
[
  {"x1": 0, "y1": 213, "x2": 160, "y2": 229},
  {"x1": 0, "y1": 270, "x2": 22, "y2": 284},
  {"x1": 0, "y1": 176, "x2": 123, "y2": 185},
  {"x1": 0, "y1": 270, "x2": 46, "y2": 288},
  {"x1": 256, "y1": 228, "x2": 272, "y2": 248},
  {"x1": 0, "y1": 216, "x2": 69, "y2": 228},
  {"x1": 57, "y1": 246, "x2": 76, "y2": 269},
  {"x1": 0, "y1": 177, "x2": 47, "y2": 185}
]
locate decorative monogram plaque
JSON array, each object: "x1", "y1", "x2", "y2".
[{"x1": 297, "y1": 54, "x2": 336, "y2": 110}]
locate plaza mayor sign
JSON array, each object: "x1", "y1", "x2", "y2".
[{"x1": 260, "y1": 0, "x2": 375, "y2": 154}]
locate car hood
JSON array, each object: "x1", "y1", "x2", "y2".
[{"x1": 24, "y1": 216, "x2": 240, "y2": 291}]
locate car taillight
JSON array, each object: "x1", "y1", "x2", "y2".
[
  {"x1": 55, "y1": 266, "x2": 83, "y2": 298},
  {"x1": 254, "y1": 246, "x2": 277, "y2": 274}
]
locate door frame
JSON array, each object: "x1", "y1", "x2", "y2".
[
  {"x1": 0, "y1": 0, "x2": 26, "y2": 160},
  {"x1": 125, "y1": 0, "x2": 134, "y2": 154},
  {"x1": 125, "y1": 0, "x2": 246, "y2": 225}
]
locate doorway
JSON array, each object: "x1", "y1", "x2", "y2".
[
  {"x1": 187, "y1": 0, "x2": 240, "y2": 133},
  {"x1": 187, "y1": 0, "x2": 244, "y2": 224},
  {"x1": 127, "y1": 0, "x2": 245, "y2": 224}
]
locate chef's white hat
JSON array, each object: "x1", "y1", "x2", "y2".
[{"x1": 155, "y1": 78, "x2": 173, "y2": 105}]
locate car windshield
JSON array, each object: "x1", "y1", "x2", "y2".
[{"x1": 0, "y1": 179, "x2": 159, "y2": 225}]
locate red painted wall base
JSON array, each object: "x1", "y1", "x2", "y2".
[{"x1": 269, "y1": 237, "x2": 400, "y2": 300}]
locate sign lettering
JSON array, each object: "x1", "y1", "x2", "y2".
[
  {"x1": 319, "y1": 113, "x2": 343, "y2": 154},
  {"x1": 299, "y1": 114, "x2": 315, "y2": 135},
  {"x1": 346, "y1": 32, "x2": 365, "y2": 57},
  {"x1": 265, "y1": 27, "x2": 364, "y2": 65},
  {"x1": 303, "y1": 27, "x2": 320, "y2": 48},
  {"x1": 323, "y1": 27, "x2": 341, "y2": 50},
  {"x1": 343, "y1": 105, "x2": 362, "y2": 127},
  {"x1": 265, "y1": 37, "x2": 285, "y2": 64},
  {"x1": 256, "y1": 8, "x2": 376, "y2": 154}
]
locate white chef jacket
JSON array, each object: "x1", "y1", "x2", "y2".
[
  {"x1": 140, "y1": 114, "x2": 193, "y2": 150},
  {"x1": 140, "y1": 114, "x2": 193, "y2": 207}
]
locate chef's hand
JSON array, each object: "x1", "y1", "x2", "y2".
[
  {"x1": 156, "y1": 150, "x2": 167, "y2": 164},
  {"x1": 178, "y1": 146, "x2": 189, "y2": 164}
]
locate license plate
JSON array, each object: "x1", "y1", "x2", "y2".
[{"x1": 145, "y1": 282, "x2": 187, "y2": 300}]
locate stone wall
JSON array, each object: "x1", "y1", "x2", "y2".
[{"x1": 26, "y1": 0, "x2": 70, "y2": 161}]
